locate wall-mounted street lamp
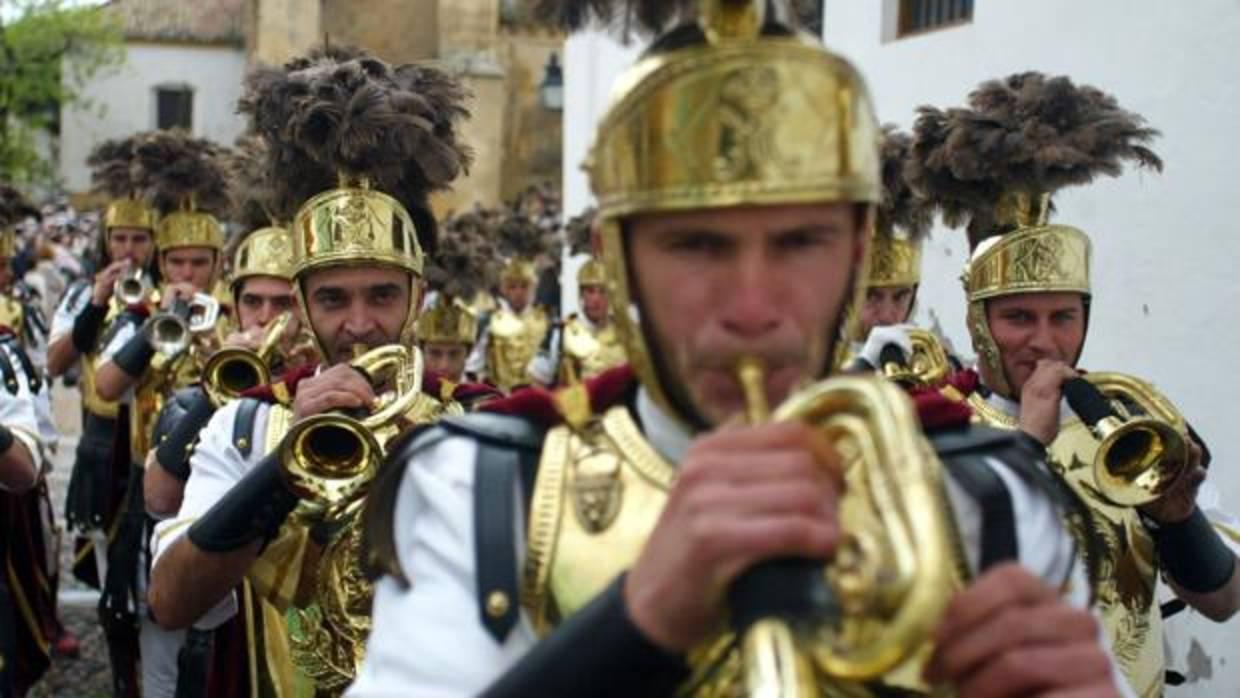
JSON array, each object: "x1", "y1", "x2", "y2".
[{"x1": 539, "y1": 52, "x2": 564, "y2": 112}]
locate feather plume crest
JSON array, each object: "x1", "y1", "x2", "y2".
[
  {"x1": 0, "y1": 184, "x2": 38, "y2": 229},
  {"x1": 565, "y1": 207, "x2": 597, "y2": 255},
  {"x1": 226, "y1": 133, "x2": 286, "y2": 231},
  {"x1": 130, "y1": 129, "x2": 231, "y2": 216},
  {"x1": 876, "y1": 125, "x2": 933, "y2": 241},
  {"x1": 908, "y1": 72, "x2": 1162, "y2": 246},
  {"x1": 529, "y1": 0, "x2": 817, "y2": 38},
  {"x1": 87, "y1": 135, "x2": 147, "y2": 200},
  {"x1": 238, "y1": 47, "x2": 474, "y2": 252},
  {"x1": 497, "y1": 206, "x2": 559, "y2": 260},
  {"x1": 427, "y1": 213, "x2": 502, "y2": 300}
]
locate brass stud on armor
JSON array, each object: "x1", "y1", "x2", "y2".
[{"x1": 486, "y1": 590, "x2": 510, "y2": 618}]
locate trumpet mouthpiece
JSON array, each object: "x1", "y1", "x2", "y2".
[{"x1": 736, "y1": 355, "x2": 770, "y2": 425}]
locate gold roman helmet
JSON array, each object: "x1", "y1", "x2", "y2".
[
  {"x1": 131, "y1": 130, "x2": 230, "y2": 278},
  {"x1": 239, "y1": 47, "x2": 472, "y2": 355},
  {"x1": 416, "y1": 210, "x2": 499, "y2": 347},
  {"x1": 87, "y1": 136, "x2": 160, "y2": 236},
  {"x1": 562, "y1": 0, "x2": 880, "y2": 425},
  {"x1": 867, "y1": 127, "x2": 931, "y2": 291},
  {"x1": 225, "y1": 133, "x2": 294, "y2": 301},
  {"x1": 496, "y1": 207, "x2": 555, "y2": 287},
  {"x1": 909, "y1": 72, "x2": 1162, "y2": 397},
  {"x1": 565, "y1": 206, "x2": 606, "y2": 288}
]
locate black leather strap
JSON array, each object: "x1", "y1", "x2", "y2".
[
  {"x1": 474, "y1": 437, "x2": 521, "y2": 642},
  {"x1": 458, "y1": 413, "x2": 547, "y2": 643},
  {"x1": 0, "y1": 343, "x2": 17, "y2": 395},
  {"x1": 72, "y1": 301, "x2": 109, "y2": 354},
  {"x1": 6, "y1": 338, "x2": 39, "y2": 393},
  {"x1": 187, "y1": 453, "x2": 298, "y2": 553},
  {"x1": 947, "y1": 452, "x2": 1019, "y2": 571},
  {"x1": 154, "y1": 387, "x2": 215, "y2": 481},
  {"x1": 232, "y1": 398, "x2": 261, "y2": 457},
  {"x1": 173, "y1": 627, "x2": 213, "y2": 698},
  {"x1": 0, "y1": 424, "x2": 13, "y2": 454},
  {"x1": 480, "y1": 574, "x2": 688, "y2": 698},
  {"x1": 113, "y1": 330, "x2": 156, "y2": 377}
]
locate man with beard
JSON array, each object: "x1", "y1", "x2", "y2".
[
  {"x1": 909, "y1": 72, "x2": 1240, "y2": 697},
  {"x1": 349, "y1": 3, "x2": 1131, "y2": 697}
]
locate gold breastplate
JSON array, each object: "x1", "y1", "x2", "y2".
[
  {"x1": 524, "y1": 404, "x2": 960, "y2": 696},
  {"x1": 562, "y1": 317, "x2": 626, "y2": 382},
  {"x1": 487, "y1": 306, "x2": 548, "y2": 392},
  {"x1": 280, "y1": 390, "x2": 464, "y2": 695},
  {"x1": 966, "y1": 394, "x2": 1163, "y2": 698}
]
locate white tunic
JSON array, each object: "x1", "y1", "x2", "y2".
[
  {"x1": 0, "y1": 340, "x2": 49, "y2": 481},
  {"x1": 348, "y1": 388, "x2": 1131, "y2": 697}
]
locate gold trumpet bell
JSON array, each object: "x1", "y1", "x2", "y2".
[
  {"x1": 1064, "y1": 373, "x2": 1192, "y2": 507},
  {"x1": 1092, "y1": 414, "x2": 1189, "y2": 507},
  {"x1": 280, "y1": 345, "x2": 424, "y2": 522}
]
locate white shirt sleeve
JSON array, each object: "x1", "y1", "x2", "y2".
[
  {"x1": 49, "y1": 280, "x2": 91, "y2": 343},
  {"x1": 347, "y1": 435, "x2": 537, "y2": 698},
  {"x1": 150, "y1": 399, "x2": 271, "y2": 629},
  {"x1": 465, "y1": 327, "x2": 488, "y2": 378}
]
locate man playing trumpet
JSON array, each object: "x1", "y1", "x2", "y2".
[
  {"x1": 91, "y1": 129, "x2": 233, "y2": 698},
  {"x1": 350, "y1": 3, "x2": 1131, "y2": 697},
  {"x1": 146, "y1": 47, "x2": 491, "y2": 695},
  {"x1": 909, "y1": 72, "x2": 1240, "y2": 697}
]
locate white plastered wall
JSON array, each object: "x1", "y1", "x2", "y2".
[
  {"x1": 561, "y1": 1, "x2": 1240, "y2": 692},
  {"x1": 60, "y1": 42, "x2": 248, "y2": 192}
]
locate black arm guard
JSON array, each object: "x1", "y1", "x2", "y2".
[
  {"x1": 153, "y1": 387, "x2": 215, "y2": 481},
  {"x1": 71, "y1": 302, "x2": 109, "y2": 354},
  {"x1": 112, "y1": 329, "x2": 156, "y2": 377},
  {"x1": 186, "y1": 453, "x2": 298, "y2": 553},
  {"x1": 1152, "y1": 507, "x2": 1237, "y2": 593},
  {"x1": 480, "y1": 575, "x2": 688, "y2": 698},
  {"x1": 0, "y1": 424, "x2": 13, "y2": 454}
]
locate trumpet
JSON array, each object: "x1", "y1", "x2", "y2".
[
  {"x1": 1062, "y1": 373, "x2": 1191, "y2": 506},
  {"x1": 279, "y1": 345, "x2": 423, "y2": 521},
  {"x1": 730, "y1": 356, "x2": 954, "y2": 695},
  {"x1": 147, "y1": 293, "x2": 221, "y2": 356},
  {"x1": 876, "y1": 329, "x2": 952, "y2": 388},
  {"x1": 113, "y1": 268, "x2": 151, "y2": 305},
  {"x1": 201, "y1": 312, "x2": 292, "y2": 406}
]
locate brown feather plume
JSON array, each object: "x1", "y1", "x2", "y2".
[
  {"x1": 565, "y1": 206, "x2": 597, "y2": 255},
  {"x1": 87, "y1": 135, "x2": 146, "y2": 200},
  {"x1": 427, "y1": 213, "x2": 501, "y2": 300},
  {"x1": 876, "y1": 125, "x2": 933, "y2": 241},
  {"x1": 226, "y1": 133, "x2": 285, "y2": 231},
  {"x1": 238, "y1": 47, "x2": 474, "y2": 254},
  {"x1": 528, "y1": 0, "x2": 817, "y2": 37},
  {"x1": 0, "y1": 184, "x2": 38, "y2": 229},
  {"x1": 908, "y1": 72, "x2": 1162, "y2": 247},
  {"x1": 496, "y1": 205, "x2": 559, "y2": 260},
  {"x1": 130, "y1": 129, "x2": 231, "y2": 216}
]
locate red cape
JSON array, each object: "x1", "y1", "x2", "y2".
[{"x1": 482, "y1": 364, "x2": 974, "y2": 432}]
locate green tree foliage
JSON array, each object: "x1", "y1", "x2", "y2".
[{"x1": 0, "y1": 0, "x2": 124, "y2": 184}]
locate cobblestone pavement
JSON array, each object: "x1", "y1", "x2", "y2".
[{"x1": 28, "y1": 381, "x2": 113, "y2": 698}]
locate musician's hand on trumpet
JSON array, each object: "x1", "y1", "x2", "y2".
[
  {"x1": 623, "y1": 412, "x2": 844, "y2": 653},
  {"x1": 1017, "y1": 359, "x2": 1079, "y2": 446},
  {"x1": 1138, "y1": 442, "x2": 1206, "y2": 524},
  {"x1": 93, "y1": 259, "x2": 133, "y2": 306},
  {"x1": 291, "y1": 362, "x2": 377, "y2": 423}
]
